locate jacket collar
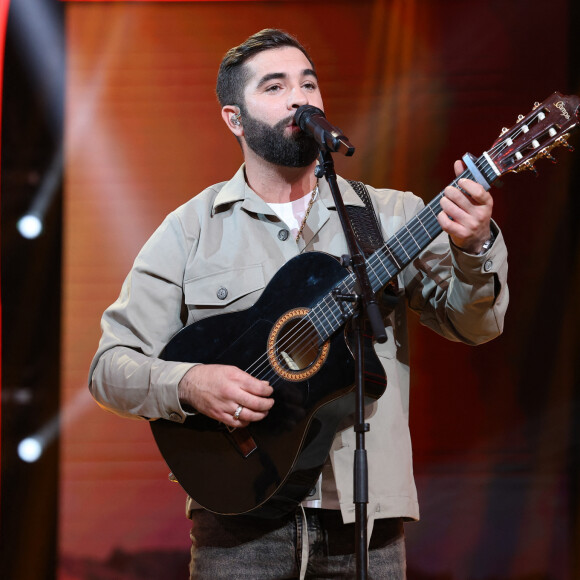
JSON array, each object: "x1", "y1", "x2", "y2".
[
  {"x1": 211, "y1": 165, "x2": 269, "y2": 215},
  {"x1": 212, "y1": 164, "x2": 366, "y2": 215}
]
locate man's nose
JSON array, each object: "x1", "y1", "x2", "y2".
[{"x1": 288, "y1": 87, "x2": 309, "y2": 110}]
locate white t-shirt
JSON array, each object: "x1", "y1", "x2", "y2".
[{"x1": 267, "y1": 188, "x2": 317, "y2": 240}]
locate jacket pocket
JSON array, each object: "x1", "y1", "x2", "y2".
[{"x1": 183, "y1": 264, "x2": 265, "y2": 320}]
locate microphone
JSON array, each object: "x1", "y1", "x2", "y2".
[{"x1": 294, "y1": 105, "x2": 355, "y2": 156}]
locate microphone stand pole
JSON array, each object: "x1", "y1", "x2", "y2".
[{"x1": 315, "y1": 149, "x2": 386, "y2": 580}]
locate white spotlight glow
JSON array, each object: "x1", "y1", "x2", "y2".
[
  {"x1": 17, "y1": 214, "x2": 43, "y2": 239},
  {"x1": 18, "y1": 437, "x2": 43, "y2": 462}
]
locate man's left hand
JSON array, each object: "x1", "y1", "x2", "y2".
[{"x1": 437, "y1": 160, "x2": 493, "y2": 254}]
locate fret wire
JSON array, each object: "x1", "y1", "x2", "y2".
[
  {"x1": 369, "y1": 249, "x2": 389, "y2": 278},
  {"x1": 401, "y1": 224, "x2": 431, "y2": 256},
  {"x1": 393, "y1": 231, "x2": 412, "y2": 260},
  {"x1": 370, "y1": 262, "x2": 390, "y2": 291},
  {"x1": 371, "y1": 249, "x2": 394, "y2": 279},
  {"x1": 409, "y1": 220, "x2": 431, "y2": 247},
  {"x1": 384, "y1": 243, "x2": 403, "y2": 270},
  {"x1": 425, "y1": 203, "x2": 441, "y2": 222},
  {"x1": 314, "y1": 300, "x2": 334, "y2": 329},
  {"x1": 394, "y1": 229, "x2": 413, "y2": 258},
  {"x1": 476, "y1": 156, "x2": 491, "y2": 181},
  {"x1": 306, "y1": 306, "x2": 323, "y2": 333},
  {"x1": 364, "y1": 253, "x2": 381, "y2": 287},
  {"x1": 317, "y1": 299, "x2": 336, "y2": 332},
  {"x1": 419, "y1": 210, "x2": 440, "y2": 228},
  {"x1": 379, "y1": 248, "x2": 397, "y2": 277},
  {"x1": 309, "y1": 305, "x2": 330, "y2": 341},
  {"x1": 367, "y1": 252, "x2": 394, "y2": 293},
  {"x1": 392, "y1": 243, "x2": 410, "y2": 265},
  {"x1": 478, "y1": 154, "x2": 498, "y2": 184},
  {"x1": 364, "y1": 269, "x2": 378, "y2": 289},
  {"x1": 404, "y1": 226, "x2": 421, "y2": 251},
  {"x1": 385, "y1": 196, "x2": 443, "y2": 269},
  {"x1": 326, "y1": 298, "x2": 343, "y2": 326}
]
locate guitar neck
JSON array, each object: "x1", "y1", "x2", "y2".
[
  {"x1": 366, "y1": 152, "x2": 500, "y2": 292},
  {"x1": 309, "y1": 152, "x2": 500, "y2": 342}
]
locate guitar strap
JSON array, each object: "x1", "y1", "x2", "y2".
[
  {"x1": 346, "y1": 180, "x2": 384, "y2": 257},
  {"x1": 346, "y1": 180, "x2": 399, "y2": 300}
]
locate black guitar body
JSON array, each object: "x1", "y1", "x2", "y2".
[
  {"x1": 150, "y1": 251, "x2": 387, "y2": 518},
  {"x1": 151, "y1": 90, "x2": 580, "y2": 515}
]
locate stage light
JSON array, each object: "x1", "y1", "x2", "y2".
[
  {"x1": 14, "y1": 389, "x2": 94, "y2": 465},
  {"x1": 18, "y1": 437, "x2": 43, "y2": 463},
  {"x1": 17, "y1": 213, "x2": 43, "y2": 239},
  {"x1": 16, "y1": 147, "x2": 62, "y2": 239},
  {"x1": 11, "y1": 0, "x2": 64, "y2": 240}
]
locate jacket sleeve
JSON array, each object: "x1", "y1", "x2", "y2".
[
  {"x1": 88, "y1": 212, "x2": 198, "y2": 423},
  {"x1": 383, "y1": 190, "x2": 508, "y2": 345}
]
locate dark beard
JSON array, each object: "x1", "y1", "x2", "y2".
[{"x1": 241, "y1": 110, "x2": 320, "y2": 168}]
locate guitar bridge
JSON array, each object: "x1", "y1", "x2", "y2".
[{"x1": 225, "y1": 426, "x2": 258, "y2": 458}]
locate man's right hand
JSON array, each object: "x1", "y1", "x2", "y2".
[{"x1": 178, "y1": 364, "x2": 274, "y2": 428}]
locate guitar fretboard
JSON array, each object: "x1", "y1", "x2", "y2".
[{"x1": 307, "y1": 153, "x2": 499, "y2": 342}]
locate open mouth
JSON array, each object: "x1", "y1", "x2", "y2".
[{"x1": 287, "y1": 119, "x2": 301, "y2": 132}]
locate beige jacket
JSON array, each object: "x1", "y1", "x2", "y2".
[{"x1": 89, "y1": 165, "x2": 509, "y2": 523}]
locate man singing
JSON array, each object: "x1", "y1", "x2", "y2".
[{"x1": 89, "y1": 29, "x2": 508, "y2": 579}]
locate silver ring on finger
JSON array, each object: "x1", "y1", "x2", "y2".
[{"x1": 233, "y1": 405, "x2": 243, "y2": 420}]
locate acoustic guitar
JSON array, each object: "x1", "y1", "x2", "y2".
[{"x1": 151, "y1": 92, "x2": 579, "y2": 518}]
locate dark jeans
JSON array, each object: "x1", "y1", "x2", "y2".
[{"x1": 189, "y1": 508, "x2": 406, "y2": 579}]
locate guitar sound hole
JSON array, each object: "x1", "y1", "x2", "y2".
[
  {"x1": 276, "y1": 318, "x2": 319, "y2": 372},
  {"x1": 267, "y1": 307, "x2": 330, "y2": 382}
]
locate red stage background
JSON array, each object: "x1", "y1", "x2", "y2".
[{"x1": 59, "y1": 1, "x2": 578, "y2": 579}]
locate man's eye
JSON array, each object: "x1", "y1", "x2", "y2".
[
  {"x1": 266, "y1": 85, "x2": 281, "y2": 93},
  {"x1": 303, "y1": 82, "x2": 317, "y2": 91}
]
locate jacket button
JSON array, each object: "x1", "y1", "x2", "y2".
[
  {"x1": 278, "y1": 229, "x2": 289, "y2": 241},
  {"x1": 216, "y1": 287, "x2": 228, "y2": 300},
  {"x1": 483, "y1": 259, "x2": 493, "y2": 272}
]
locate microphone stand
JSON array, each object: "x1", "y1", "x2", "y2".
[{"x1": 315, "y1": 148, "x2": 387, "y2": 580}]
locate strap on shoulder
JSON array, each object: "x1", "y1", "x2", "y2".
[
  {"x1": 346, "y1": 180, "x2": 384, "y2": 257},
  {"x1": 346, "y1": 180, "x2": 399, "y2": 303}
]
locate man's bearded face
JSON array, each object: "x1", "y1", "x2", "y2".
[{"x1": 240, "y1": 108, "x2": 320, "y2": 168}]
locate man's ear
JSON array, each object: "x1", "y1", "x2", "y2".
[{"x1": 221, "y1": 105, "x2": 243, "y2": 137}]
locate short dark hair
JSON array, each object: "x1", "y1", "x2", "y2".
[{"x1": 216, "y1": 29, "x2": 315, "y2": 108}]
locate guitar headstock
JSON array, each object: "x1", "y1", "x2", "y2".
[{"x1": 488, "y1": 92, "x2": 580, "y2": 176}]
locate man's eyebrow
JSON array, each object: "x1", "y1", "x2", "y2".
[{"x1": 255, "y1": 68, "x2": 318, "y2": 89}]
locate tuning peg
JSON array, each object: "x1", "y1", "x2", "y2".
[
  {"x1": 556, "y1": 135, "x2": 574, "y2": 152},
  {"x1": 544, "y1": 153, "x2": 557, "y2": 164},
  {"x1": 522, "y1": 161, "x2": 538, "y2": 176}
]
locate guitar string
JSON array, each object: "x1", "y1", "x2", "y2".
[
  {"x1": 247, "y1": 136, "x2": 513, "y2": 380},
  {"x1": 246, "y1": 191, "x2": 448, "y2": 384},
  {"x1": 244, "y1": 189, "x2": 454, "y2": 383},
  {"x1": 244, "y1": 185, "x2": 449, "y2": 380},
  {"x1": 244, "y1": 203, "x2": 443, "y2": 385},
  {"x1": 242, "y1": 227, "x2": 402, "y2": 383},
  {"x1": 243, "y1": 208, "x2": 437, "y2": 384},
  {"x1": 240, "y1": 122, "x2": 541, "y2": 385},
  {"x1": 198, "y1": 111, "x2": 553, "y2": 390}
]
